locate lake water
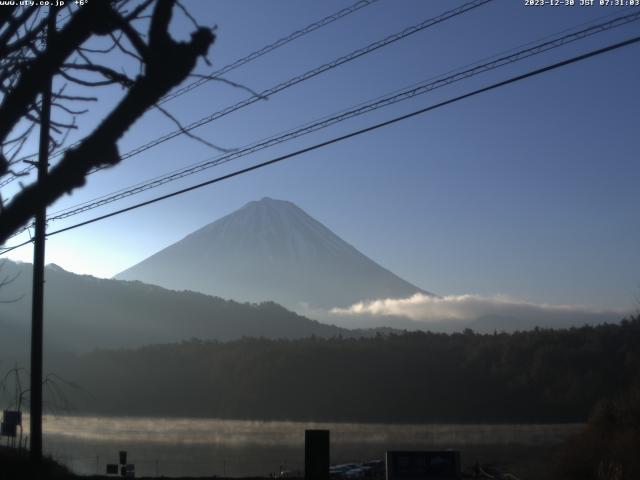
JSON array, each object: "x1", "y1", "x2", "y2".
[{"x1": 26, "y1": 415, "x2": 582, "y2": 477}]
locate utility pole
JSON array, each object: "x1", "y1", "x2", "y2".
[{"x1": 30, "y1": 6, "x2": 55, "y2": 462}]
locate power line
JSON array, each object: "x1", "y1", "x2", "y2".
[
  {"x1": 0, "y1": 0, "x2": 380, "y2": 186},
  {"x1": 3, "y1": 33, "x2": 637, "y2": 254},
  {"x1": 19, "y1": 10, "x2": 639, "y2": 233},
  {"x1": 158, "y1": 0, "x2": 381, "y2": 105},
  {"x1": 42, "y1": 6, "x2": 639, "y2": 221},
  {"x1": 91, "y1": 0, "x2": 491, "y2": 170},
  {"x1": 1, "y1": 0, "x2": 492, "y2": 188},
  {"x1": 0, "y1": 238, "x2": 32, "y2": 255}
]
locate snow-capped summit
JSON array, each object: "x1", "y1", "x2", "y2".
[{"x1": 115, "y1": 198, "x2": 432, "y2": 311}]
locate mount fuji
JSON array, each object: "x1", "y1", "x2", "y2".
[{"x1": 115, "y1": 197, "x2": 432, "y2": 312}]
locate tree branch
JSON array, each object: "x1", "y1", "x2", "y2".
[
  {"x1": 0, "y1": 2, "x2": 215, "y2": 244},
  {"x1": 0, "y1": 2, "x2": 119, "y2": 172}
]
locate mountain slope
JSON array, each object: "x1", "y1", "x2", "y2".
[
  {"x1": 115, "y1": 197, "x2": 431, "y2": 311},
  {"x1": 0, "y1": 260, "x2": 347, "y2": 354}
]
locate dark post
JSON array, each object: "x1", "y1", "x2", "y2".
[
  {"x1": 30, "y1": 6, "x2": 55, "y2": 462},
  {"x1": 305, "y1": 429, "x2": 330, "y2": 480}
]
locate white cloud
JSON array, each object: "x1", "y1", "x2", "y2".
[{"x1": 330, "y1": 293, "x2": 627, "y2": 325}]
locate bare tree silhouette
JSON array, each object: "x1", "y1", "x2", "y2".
[
  {"x1": 0, "y1": 0, "x2": 216, "y2": 244},
  {"x1": 1, "y1": 365, "x2": 81, "y2": 450},
  {"x1": 0, "y1": 259, "x2": 24, "y2": 303}
]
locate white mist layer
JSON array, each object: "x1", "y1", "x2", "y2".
[{"x1": 330, "y1": 293, "x2": 627, "y2": 324}]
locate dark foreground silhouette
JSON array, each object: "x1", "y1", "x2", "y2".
[
  {"x1": 557, "y1": 387, "x2": 640, "y2": 480},
  {"x1": 0, "y1": 448, "x2": 73, "y2": 479}
]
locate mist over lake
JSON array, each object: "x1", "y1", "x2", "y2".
[{"x1": 32, "y1": 415, "x2": 582, "y2": 476}]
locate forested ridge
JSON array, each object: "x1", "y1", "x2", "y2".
[
  {"x1": 0, "y1": 261, "x2": 347, "y2": 354},
  {"x1": 44, "y1": 315, "x2": 640, "y2": 423}
]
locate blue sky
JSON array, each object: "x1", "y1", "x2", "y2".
[{"x1": 3, "y1": 0, "x2": 639, "y2": 311}]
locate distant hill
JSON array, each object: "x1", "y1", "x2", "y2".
[
  {"x1": 0, "y1": 258, "x2": 620, "y2": 360},
  {"x1": 115, "y1": 197, "x2": 432, "y2": 312},
  {"x1": 467, "y1": 313, "x2": 624, "y2": 332},
  {"x1": 0, "y1": 260, "x2": 347, "y2": 354}
]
